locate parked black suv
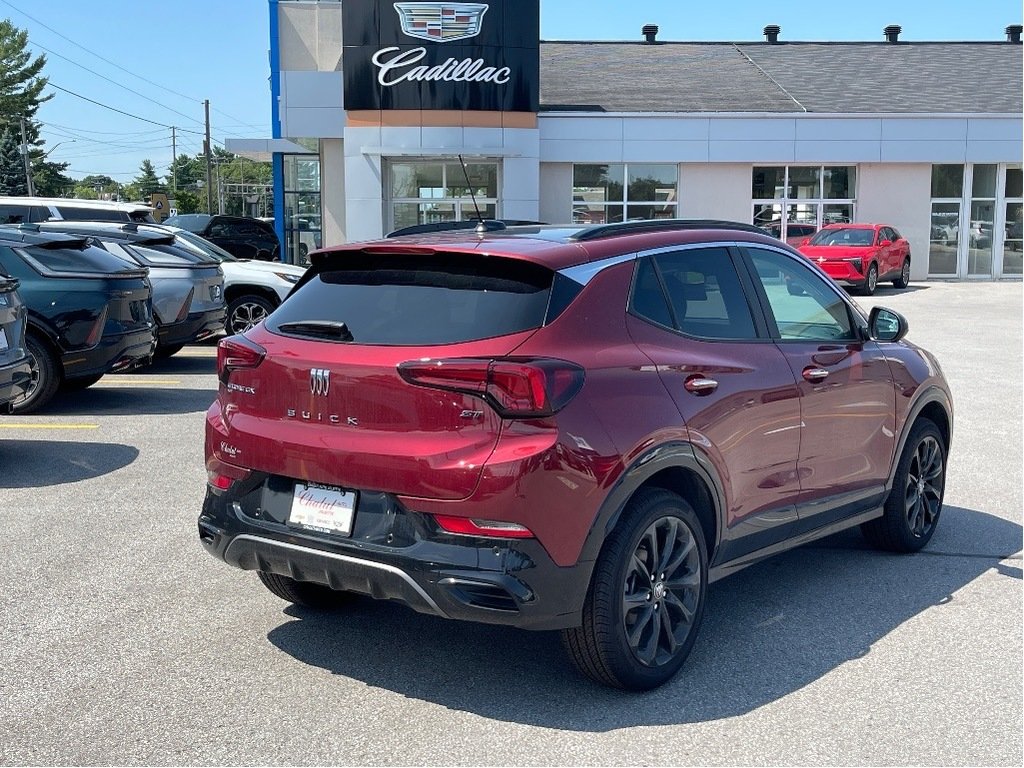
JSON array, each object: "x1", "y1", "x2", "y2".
[
  {"x1": 164, "y1": 214, "x2": 281, "y2": 261},
  {"x1": 0, "y1": 272, "x2": 31, "y2": 412},
  {"x1": 0, "y1": 226, "x2": 156, "y2": 412},
  {"x1": 39, "y1": 222, "x2": 225, "y2": 358}
]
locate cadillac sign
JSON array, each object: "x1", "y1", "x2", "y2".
[{"x1": 342, "y1": 0, "x2": 539, "y2": 111}]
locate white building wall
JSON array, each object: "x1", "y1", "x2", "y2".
[
  {"x1": 539, "y1": 163, "x2": 572, "y2": 224},
  {"x1": 342, "y1": 127, "x2": 384, "y2": 242},
  {"x1": 678, "y1": 164, "x2": 751, "y2": 221},
  {"x1": 856, "y1": 164, "x2": 933, "y2": 281}
]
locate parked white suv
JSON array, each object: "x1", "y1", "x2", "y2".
[
  {"x1": 159, "y1": 227, "x2": 305, "y2": 334},
  {"x1": 0, "y1": 196, "x2": 154, "y2": 224}
]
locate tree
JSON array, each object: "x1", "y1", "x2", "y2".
[
  {"x1": 33, "y1": 159, "x2": 73, "y2": 197},
  {"x1": 0, "y1": 19, "x2": 50, "y2": 143},
  {"x1": 0, "y1": 129, "x2": 28, "y2": 195},
  {"x1": 133, "y1": 159, "x2": 165, "y2": 199}
]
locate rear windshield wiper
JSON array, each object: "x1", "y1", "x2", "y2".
[{"x1": 277, "y1": 320, "x2": 354, "y2": 342}]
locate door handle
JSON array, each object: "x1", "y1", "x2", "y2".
[
  {"x1": 802, "y1": 366, "x2": 829, "y2": 383},
  {"x1": 684, "y1": 375, "x2": 718, "y2": 395}
]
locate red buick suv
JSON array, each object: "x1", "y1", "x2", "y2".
[{"x1": 199, "y1": 220, "x2": 953, "y2": 690}]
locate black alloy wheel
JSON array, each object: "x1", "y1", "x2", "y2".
[
  {"x1": 226, "y1": 295, "x2": 275, "y2": 335},
  {"x1": 10, "y1": 334, "x2": 61, "y2": 414},
  {"x1": 893, "y1": 259, "x2": 911, "y2": 289},
  {"x1": 862, "y1": 419, "x2": 946, "y2": 552},
  {"x1": 622, "y1": 516, "x2": 703, "y2": 668},
  {"x1": 562, "y1": 489, "x2": 708, "y2": 691}
]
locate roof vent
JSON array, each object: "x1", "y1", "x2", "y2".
[
  {"x1": 642, "y1": 24, "x2": 659, "y2": 44},
  {"x1": 1007, "y1": 24, "x2": 1023, "y2": 43},
  {"x1": 763, "y1": 24, "x2": 781, "y2": 43},
  {"x1": 884, "y1": 24, "x2": 902, "y2": 43}
]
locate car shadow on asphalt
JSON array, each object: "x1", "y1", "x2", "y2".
[
  {"x1": 41, "y1": 386, "x2": 217, "y2": 416},
  {"x1": 130, "y1": 355, "x2": 217, "y2": 375},
  {"x1": 0, "y1": 439, "x2": 139, "y2": 488},
  {"x1": 266, "y1": 505, "x2": 1020, "y2": 730}
]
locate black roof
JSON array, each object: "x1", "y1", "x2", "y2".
[{"x1": 539, "y1": 41, "x2": 1024, "y2": 113}]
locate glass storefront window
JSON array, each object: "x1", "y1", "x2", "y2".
[
  {"x1": 931, "y1": 165, "x2": 964, "y2": 198},
  {"x1": 752, "y1": 166, "x2": 855, "y2": 241},
  {"x1": 1004, "y1": 202, "x2": 1023, "y2": 275},
  {"x1": 388, "y1": 161, "x2": 499, "y2": 231},
  {"x1": 573, "y1": 164, "x2": 676, "y2": 223},
  {"x1": 282, "y1": 154, "x2": 321, "y2": 266},
  {"x1": 928, "y1": 201, "x2": 961, "y2": 276}
]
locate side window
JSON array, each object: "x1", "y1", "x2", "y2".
[
  {"x1": 746, "y1": 248, "x2": 856, "y2": 342},
  {"x1": 632, "y1": 247, "x2": 758, "y2": 340},
  {"x1": 889, "y1": 227, "x2": 902, "y2": 241},
  {"x1": 208, "y1": 222, "x2": 235, "y2": 238},
  {"x1": 0, "y1": 204, "x2": 30, "y2": 224}
]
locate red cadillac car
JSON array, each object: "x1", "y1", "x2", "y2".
[
  {"x1": 797, "y1": 223, "x2": 911, "y2": 295},
  {"x1": 199, "y1": 219, "x2": 952, "y2": 690}
]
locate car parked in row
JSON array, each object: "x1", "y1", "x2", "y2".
[
  {"x1": 164, "y1": 214, "x2": 281, "y2": 262},
  {"x1": 198, "y1": 218, "x2": 952, "y2": 691},
  {"x1": 0, "y1": 196, "x2": 155, "y2": 225},
  {"x1": 0, "y1": 226, "x2": 155, "y2": 412},
  {"x1": 156, "y1": 226, "x2": 305, "y2": 335},
  {"x1": 0, "y1": 271, "x2": 31, "y2": 413},
  {"x1": 38, "y1": 222, "x2": 226, "y2": 358},
  {"x1": 797, "y1": 223, "x2": 912, "y2": 295}
]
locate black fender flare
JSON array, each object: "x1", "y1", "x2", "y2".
[
  {"x1": 887, "y1": 385, "x2": 953, "y2": 491},
  {"x1": 25, "y1": 312, "x2": 64, "y2": 354},
  {"x1": 576, "y1": 441, "x2": 727, "y2": 568}
]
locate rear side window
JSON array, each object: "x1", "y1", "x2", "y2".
[
  {"x1": 268, "y1": 252, "x2": 554, "y2": 345},
  {"x1": 16, "y1": 243, "x2": 139, "y2": 275},
  {"x1": 0, "y1": 204, "x2": 30, "y2": 224},
  {"x1": 631, "y1": 248, "x2": 758, "y2": 340},
  {"x1": 55, "y1": 206, "x2": 128, "y2": 222}
]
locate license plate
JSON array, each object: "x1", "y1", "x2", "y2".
[{"x1": 288, "y1": 482, "x2": 357, "y2": 536}]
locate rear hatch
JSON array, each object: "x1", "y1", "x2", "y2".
[
  {"x1": 14, "y1": 239, "x2": 153, "y2": 341},
  {"x1": 105, "y1": 239, "x2": 224, "y2": 323},
  {"x1": 221, "y1": 249, "x2": 559, "y2": 500},
  {"x1": 0, "y1": 276, "x2": 27, "y2": 364}
]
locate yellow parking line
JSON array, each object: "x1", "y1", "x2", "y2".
[{"x1": 0, "y1": 423, "x2": 100, "y2": 430}]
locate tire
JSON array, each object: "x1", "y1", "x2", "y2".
[
  {"x1": 226, "y1": 295, "x2": 276, "y2": 335},
  {"x1": 154, "y1": 343, "x2": 185, "y2": 359},
  {"x1": 861, "y1": 262, "x2": 879, "y2": 295},
  {"x1": 861, "y1": 418, "x2": 946, "y2": 553},
  {"x1": 257, "y1": 571, "x2": 350, "y2": 610},
  {"x1": 892, "y1": 258, "x2": 911, "y2": 289},
  {"x1": 561, "y1": 488, "x2": 708, "y2": 691},
  {"x1": 10, "y1": 333, "x2": 62, "y2": 414},
  {"x1": 61, "y1": 373, "x2": 103, "y2": 391}
]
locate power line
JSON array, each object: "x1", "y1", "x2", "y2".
[
  {"x1": 0, "y1": 0, "x2": 267, "y2": 137},
  {"x1": 27, "y1": 40, "x2": 207, "y2": 131},
  {"x1": 46, "y1": 83, "x2": 205, "y2": 135}
]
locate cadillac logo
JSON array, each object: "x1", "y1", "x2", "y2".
[
  {"x1": 310, "y1": 368, "x2": 330, "y2": 397},
  {"x1": 394, "y1": 2, "x2": 488, "y2": 43}
]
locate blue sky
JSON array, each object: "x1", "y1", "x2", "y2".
[{"x1": 2, "y1": 0, "x2": 1019, "y2": 184}]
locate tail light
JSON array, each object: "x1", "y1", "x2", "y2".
[
  {"x1": 217, "y1": 335, "x2": 265, "y2": 384},
  {"x1": 398, "y1": 358, "x2": 585, "y2": 419},
  {"x1": 86, "y1": 306, "x2": 108, "y2": 346},
  {"x1": 206, "y1": 457, "x2": 251, "y2": 494},
  {"x1": 433, "y1": 515, "x2": 534, "y2": 539}
]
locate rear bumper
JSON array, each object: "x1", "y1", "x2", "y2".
[
  {"x1": 61, "y1": 326, "x2": 157, "y2": 378},
  {"x1": 157, "y1": 308, "x2": 225, "y2": 348},
  {"x1": 0, "y1": 355, "x2": 32, "y2": 410},
  {"x1": 197, "y1": 476, "x2": 591, "y2": 631}
]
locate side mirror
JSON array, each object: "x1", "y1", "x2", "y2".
[
  {"x1": 799, "y1": 237, "x2": 811, "y2": 246},
  {"x1": 879, "y1": 239, "x2": 893, "y2": 247},
  {"x1": 869, "y1": 306, "x2": 908, "y2": 342}
]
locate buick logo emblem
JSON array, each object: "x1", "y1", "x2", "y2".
[
  {"x1": 310, "y1": 368, "x2": 331, "y2": 397},
  {"x1": 394, "y1": 2, "x2": 488, "y2": 43}
]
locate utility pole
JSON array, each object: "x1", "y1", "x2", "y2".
[
  {"x1": 204, "y1": 99, "x2": 213, "y2": 214},
  {"x1": 19, "y1": 117, "x2": 35, "y2": 197},
  {"x1": 171, "y1": 126, "x2": 177, "y2": 195}
]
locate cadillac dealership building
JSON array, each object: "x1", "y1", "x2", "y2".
[{"x1": 228, "y1": 0, "x2": 1023, "y2": 280}]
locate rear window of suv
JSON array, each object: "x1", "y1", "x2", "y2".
[
  {"x1": 13, "y1": 242, "x2": 141, "y2": 275},
  {"x1": 268, "y1": 252, "x2": 557, "y2": 345}
]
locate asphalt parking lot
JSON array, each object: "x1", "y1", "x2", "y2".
[{"x1": 0, "y1": 282, "x2": 1020, "y2": 766}]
